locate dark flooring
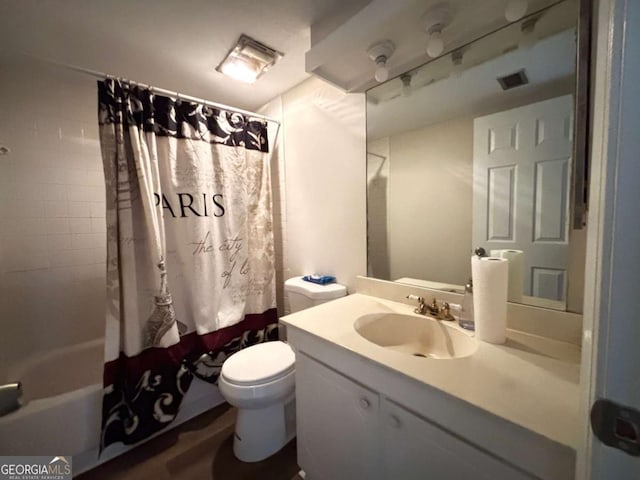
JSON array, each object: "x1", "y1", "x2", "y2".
[{"x1": 77, "y1": 403, "x2": 301, "y2": 480}]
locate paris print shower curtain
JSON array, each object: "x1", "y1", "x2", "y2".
[{"x1": 97, "y1": 79, "x2": 278, "y2": 449}]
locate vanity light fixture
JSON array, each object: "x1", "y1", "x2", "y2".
[
  {"x1": 505, "y1": 0, "x2": 528, "y2": 22},
  {"x1": 450, "y1": 48, "x2": 465, "y2": 77},
  {"x1": 367, "y1": 40, "x2": 395, "y2": 83},
  {"x1": 519, "y1": 14, "x2": 540, "y2": 49},
  {"x1": 216, "y1": 34, "x2": 282, "y2": 84},
  {"x1": 422, "y1": 5, "x2": 454, "y2": 58},
  {"x1": 400, "y1": 73, "x2": 413, "y2": 96}
]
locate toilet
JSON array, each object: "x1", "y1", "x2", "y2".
[{"x1": 218, "y1": 276, "x2": 347, "y2": 462}]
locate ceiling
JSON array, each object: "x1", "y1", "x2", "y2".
[
  {"x1": 367, "y1": 28, "x2": 577, "y2": 140},
  {"x1": 366, "y1": 0, "x2": 579, "y2": 139},
  {"x1": 0, "y1": 0, "x2": 576, "y2": 115},
  {"x1": 0, "y1": 0, "x2": 355, "y2": 111},
  {"x1": 306, "y1": 0, "x2": 559, "y2": 93}
]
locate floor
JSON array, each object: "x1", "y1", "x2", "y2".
[{"x1": 77, "y1": 403, "x2": 301, "y2": 480}]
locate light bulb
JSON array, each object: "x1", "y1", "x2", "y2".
[
  {"x1": 505, "y1": 0, "x2": 528, "y2": 22},
  {"x1": 374, "y1": 64, "x2": 389, "y2": 83},
  {"x1": 426, "y1": 31, "x2": 444, "y2": 58}
]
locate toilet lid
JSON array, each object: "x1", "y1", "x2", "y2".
[{"x1": 221, "y1": 341, "x2": 295, "y2": 386}]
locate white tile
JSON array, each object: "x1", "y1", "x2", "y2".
[
  {"x1": 0, "y1": 174, "x2": 16, "y2": 199},
  {"x1": 6, "y1": 218, "x2": 47, "y2": 235},
  {"x1": 67, "y1": 185, "x2": 95, "y2": 202},
  {"x1": 90, "y1": 217, "x2": 106, "y2": 233},
  {"x1": 69, "y1": 218, "x2": 92, "y2": 233},
  {"x1": 50, "y1": 266, "x2": 75, "y2": 284},
  {"x1": 43, "y1": 168, "x2": 67, "y2": 185},
  {"x1": 86, "y1": 170, "x2": 105, "y2": 186},
  {"x1": 92, "y1": 247, "x2": 106, "y2": 264},
  {"x1": 60, "y1": 121, "x2": 86, "y2": 142},
  {"x1": 9, "y1": 183, "x2": 40, "y2": 200},
  {"x1": 93, "y1": 232, "x2": 107, "y2": 248},
  {"x1": 45, "y1": 218, "x2": 70, "y2": 234},
  {"x1": 65, "y1": 169, "x2": 89, "y2": 185},
  {"x1": 44, "y1": 201, "x2": 68, "y2": 218},
  {"x1": 90, "y1": 202, "x2": 105, "y2": 218},
  {"x1": 71, "y1": 233, "x2": 104, "y2": 249},
  {"x1": 47, "y1": 234, "x2": 72, "y2": 251},
  {"x1": 49, "y1": 249, "x2": 74, "y2": 267},
  {"x1": 71, "y1": 264, "x2": 104, "y2": 282},
  {"x1": 32, "y1": 167, "x2": 62, "y2": 184},
  {"x1": 34, "y1": 123, "x2": 62, "y2": 143},
  {"x1": 68, "y1": 202, "x2": 91, "y2": 218},
  {"x1": 4, "y1": 252, "x2": 49, "y2": 273},
  {"x1": 9, "y1": 199, "x2": 45, "y2": 218},
  {"x1": 2, "y1": 234, "x2": 48, "y2": 253},
  {"x1": 82, "y1": 124, "x2": 100, "y2": 141},
  {"x1": 72, "y1": 248, "x2": 94, "y2": 266},
  {"x1": 44, "y1": 184, "x2": 69, "y2": 202}
]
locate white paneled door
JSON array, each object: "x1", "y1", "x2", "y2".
[{"x1": 472, "y1": 95, "x2": 573, "y2": 301}]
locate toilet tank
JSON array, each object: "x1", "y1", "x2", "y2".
[{"x1": 284, "y1": 277, "x2": 347, "y2": 313}]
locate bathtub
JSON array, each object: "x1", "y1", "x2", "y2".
[{"x1": 0, "y1": 338, "x2": 224, "y2": 475}]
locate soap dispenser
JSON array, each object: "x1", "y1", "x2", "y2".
[{"x1": 459, "y1": 278, "x2": 475, "y2": 331}]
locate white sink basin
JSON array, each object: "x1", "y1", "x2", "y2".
[{"x1": 354, "y1": 313, "x2": 477, "y2": 359}]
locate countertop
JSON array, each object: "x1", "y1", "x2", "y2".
[{"x1": 281, "y1": 293, "x2": 581, "y2": 451}]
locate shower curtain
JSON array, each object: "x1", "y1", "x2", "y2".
[{"x1": 97, "y1": 79, "x2": 278, "y2": 449}]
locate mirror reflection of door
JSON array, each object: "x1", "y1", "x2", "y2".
[
  {"x1": 473, "y1": 95, "x2": 573, "y2": 309},
  {"x1": 365, "y1": 0, "x2": 586, "y2": 313}
]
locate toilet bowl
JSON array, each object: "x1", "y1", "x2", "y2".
[
  {"x1": 219, "y1": 341, "x2": 296, "y2": 462},
  {"x1": 219, "y1": 276, "x2": 347, "y2": 462}
]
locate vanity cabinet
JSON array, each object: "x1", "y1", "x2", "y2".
[
  {"x1": 296, "y1": 352, "x2": 533, "y2": 480},
  {"x1": 296, "y1": 351, "x2": 380, "y2": 480},
  {"x1": 381, "y1": 398, "x2": 530, "y2": 479}
]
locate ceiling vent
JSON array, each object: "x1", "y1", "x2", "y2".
[{"x1": 496, "y1": 69, "x2": 529, "y2": 90}]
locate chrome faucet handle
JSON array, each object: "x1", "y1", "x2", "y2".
[
  {"x1": 426, "y1": 298, "x2": 440, "y2": 316},
  {"x1": 437, "y1": 302, "x2": 456, "y2": 321},
  {"x1": 406, "y1": 294, "x2": 426, "y2": 315}
]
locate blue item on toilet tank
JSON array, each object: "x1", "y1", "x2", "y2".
[{"x1": 302, "y1": 275, "x2": 336, "y2": 285}]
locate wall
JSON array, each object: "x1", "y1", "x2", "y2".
[
  {"x1": 369, "y1": 99, "x2": 586, "y2": 310},
  {"x1": 257, "y1": 97, "x2": 287, "y2": 314},
  {"x1": 366, "y1": 137, "x2": 390, "y2": 279},
  {"x1": 0, "y1": 56, "x2": 106, "y2": 375},
  {"x1": 387, "y1": 116, "x2": 474, "y2": 285},
  {"x1": 262, "y1": 76, "x2": 367, "y2": 312}
]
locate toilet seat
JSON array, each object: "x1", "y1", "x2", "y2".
[{"x1": 221, "y1": 341, "x2": 295, "y2": 386}]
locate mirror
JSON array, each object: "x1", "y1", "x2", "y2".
[{"x1": 366, "y1": 0, "x2": 587, "y2": 312}]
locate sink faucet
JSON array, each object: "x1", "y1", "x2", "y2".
[
  {"x1": 437, "y1": 302, "x2": 456, "y2": 321},
  {"x1": 406, "y1": 294, "x2": 427, "y2": 315},
  {"x1": 406, "y1": 295, "x2": 456, "y2": 321}
]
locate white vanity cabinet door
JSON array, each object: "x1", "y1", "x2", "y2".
[
  {"x1": 296, "y1": 353, "x2": 380, "y2": 480},
  {"x1": 381, "y1": 399, "x2": 534, "y2": 480}
]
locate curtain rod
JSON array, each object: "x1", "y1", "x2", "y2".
[{"x1": 22, "y1": 54, "x2": 280, "y2": 125}]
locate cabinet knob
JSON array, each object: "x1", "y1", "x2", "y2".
[
  {"x1": 359, "y1": 397, "x2": 371, "y2": 409},
  {"x1": 389, "y1": 414, "x2": 401, "y2": 429}
]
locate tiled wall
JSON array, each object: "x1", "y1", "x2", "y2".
[
  {"x1": 0, "y1": 57, "x2": 106, "y2": 374},
  {"x1": 0, "y1": 56, "x2": 299, "y2": 373},
  {"x1": 0, "y1": 57, "x2": 367, "y2": 375}
]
